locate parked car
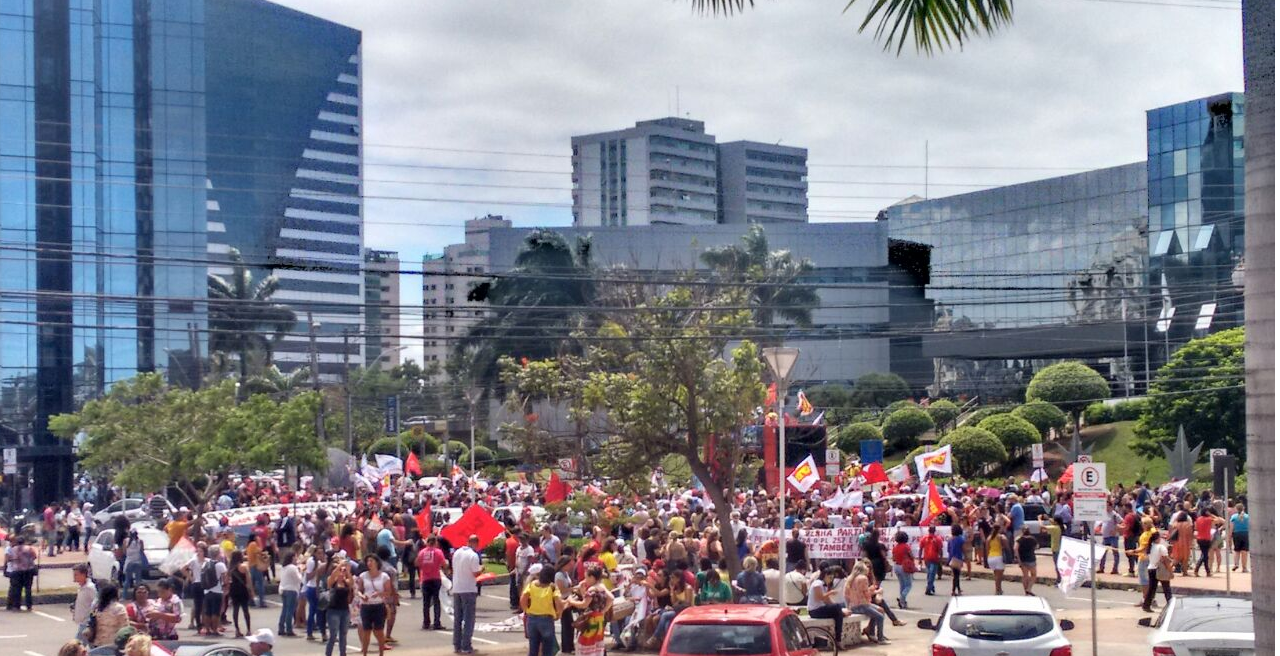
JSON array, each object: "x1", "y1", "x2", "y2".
[
  {"x1": 87, "y1": 526, "x2": 171, "y2": 583},
  {"x1": 660, "y1": 604, "x2": 817, "y2": 656},
  {"x1": 93, "y1": 497, "x2": 176, "y2": 525},
  {"x1": 493, "y1": 504, "x2": 547, "y2": 527},
  {"x1": 1138, "y1": 596, "x2": 1254, "y2": 656},
  {"x1": 918, "y1": 595, "x2": 1074, "y2": 656}
]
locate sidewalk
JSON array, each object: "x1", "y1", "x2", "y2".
[
  {"x1": 962, "y1": 552, "x2": 1252, "y2": 597},
  {"x1": 33, "y1": 549, "x2": 89, "y2": 569}
]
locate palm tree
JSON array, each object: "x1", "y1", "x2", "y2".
[
  {"x1": 694, "y1": 0, "x2": 1011, "y2": 54},
  {"x1": 457, "y1": 230, "x2": 596, "y2": 386},
  {"x1": 700, "y1": 223, "x2": 821, "y2": 333},
  {"x1": 242, "y1": 365, "x2": 310, "y2": 398},
  {"x1": 207, "y1": 248, "x2": 297, "y2": 382}
]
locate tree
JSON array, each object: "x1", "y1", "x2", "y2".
[
  {"x1": 835, "y1": 422, "x2": 882, "y2": 454},
  {"x1": 694, "y1": 0, "x2": 1012, "y2": 55},
  {"x1": 470, "y1": 445, "x2": 497, "y2": 466},
  {"x1": 852, "y1": 372, "x2": 911, "y2": 409},
  {"x1": 963, "y1": 404, "x2": 1015, "y2": 426},
  {"x1": 503, "y1": 283, "x2": 765, "y2": 578},
  {"x1": 805, "y1": 384, "x2": 857, "y2": 425},
  {"x1": 242, "y1": 365, "x2": 309, "y2": 398},
  {"x1": 881, "y1": 398, "x2": 919, "y2": 418},
  {"x1": 1026, "y1": 362, "x2": 1110, "y2": 439},
  {"x1": 444, "y1": 440, "x2": 470, "y2": 462},
  {"x1": 881, "y1": 406, "x2": 934, "y2": 451},
  {"x1": 1133, "y1": 328, "x2": 1244, "y2": 460},
  {"x1": 925, "y1": 400, "x2": 960, "y2": 432},
  {"x1": 458, "y1": 230, "x2": 596, "y2": 387},
  {"x1": 977, "y1": 413, "x2": 1040, "y2": 453},
  {"x1": 48, "y1": 375, "x2": 323, "y2": 511},
  {"x1": 207, "y1": 248, "x2": 296, "y2": 382},
  {"x1": 700, "y1": 223, "x2": 821, "y2": 332},
  {"x1": 941, "y1": 426, "x2": 1007, "y2": 478},
  {"x1": 1011, "y1": 401, "x2": 1067, "y2": 439}
]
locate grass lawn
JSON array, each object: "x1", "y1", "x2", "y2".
[
  {"x1": 484, "y1": 562, "x2": 510, "y2": 576},
  {"x1": 1079, "y1": 421, "x2": 1211, "y2": 486}
]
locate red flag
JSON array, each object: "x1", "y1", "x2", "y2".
[
  {"x1": 919, "y1": 479, "x2": 946, "y2": 526},
  {"x1": 405, "y1": 452, "x2": 422, "y2": 477},
  {"x1": 545, "y1": 472, "x2": 570, "y2": 504},
  {"x1": 764, "y1": 382, "x2": 777, "y2": 407},
  {"x1": 861, "y1": 462, "x2": 889, "y2": 485},
  {"x1": 415, "y1": 502, "x2": 432, "y2": 536},
  {"x1": 439, "y1": 504, "x2": 504, "y2": 549}
]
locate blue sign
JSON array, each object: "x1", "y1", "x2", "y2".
[
  {"x1": 384, "y1": 396, "x2": 400, "y2": 435},
  {"x1": 860, "y1": 439, "x2": 883, "y2": 464}
]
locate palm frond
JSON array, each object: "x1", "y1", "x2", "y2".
[
  {"x1": 845, "y1": 0, "x2": 1012, "y2": 55},
  {"x1": 691, "y1": 0, "x2": 754, "y2": 16}
]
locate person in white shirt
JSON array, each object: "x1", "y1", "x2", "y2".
[
  {"x1": 201, "y1": 546, "x2": 228, "y2": 637},
  {"x1": 450, "y1": 535, "x2": 484, "y2": 654},
  {"x1": 782, "y1": 561, "x2": 811, "y2": 606},
  {"x1": 1142, "y1": 532, "x2": 1173, "y2": 612},
  {"x1": 515, "y1": 536, "x2": 536, "y2": 588},
  {"x1": 72, "y1": 563, "x2": 97, "y2": 641},
  {"x1": 277, "y1": 553, "x2": 302, "y2": 637}
]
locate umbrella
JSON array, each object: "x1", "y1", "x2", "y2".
[
  {"x1": 1029, "y1": 468, "x2": 1049, "y2": 483},
  {"x1": 1059, "y1": 463, "x2": 1075, "y2": 484},
  {"x1": 978, "y1": 487, "x2": 1002, "y2": 499}
]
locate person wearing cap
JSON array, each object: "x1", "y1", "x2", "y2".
[
  {"x1": 451, "y1": 535, "x2": 484, "y2": 654},
  {"x1": 246, "y1": 628, "x2": 276, "y2": 656}
]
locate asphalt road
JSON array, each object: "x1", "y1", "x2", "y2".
[{"x1": 0, "y1": 575, "x2": 1178, "y2": 656}]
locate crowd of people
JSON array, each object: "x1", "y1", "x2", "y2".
[{"x1": 1, "y1": 465, "x2": 1253, "y2": 656}]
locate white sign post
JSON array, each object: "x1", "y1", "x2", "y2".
[
  {"x1": 825, "y1": 449, "x2": 841, "y2": 478},
  {"x1": 1031, "y1": 443, "x2": 1045, "y2": 469},
  {"x1": 1073, "y1": 461, "x2": 1106, "y2": 656},
  {"x1": 2, "y1": 448, "x2": 15, "y2": 475}
]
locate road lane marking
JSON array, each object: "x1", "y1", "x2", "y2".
[
  {"x1": 892, "y1": 608, "x2": 933, "y2": 615},
  {"x1": 474, "y1": 637, "x2": 500, "y2": 645},
  {"x1": 263, "y1": 599, "x2": 282, "y2": 606},
  {"x1": 24, "y1": 651, "x2": 46, "y2": 656},
  {"x1": 31, "y1": 610, "x2": 65, "y2": 622},
  {"x1": 0, "y1": 635, "x2": 29, "y2": 639}
]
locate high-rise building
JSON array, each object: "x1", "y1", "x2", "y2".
[
  {"x1": 717, "y1": 141, "x2": 809, "y2": 224},
  {"x1": 422, "y1": 215, "x2": 511, "y2": 366},
  {"x1": 1, "y1": 0, "x2": 211, "y2": 503},
  {"x1": 570, "y1": 118, "x2": 810, "y2": 228},
  {"x1": 364, "y1": 250, "x2": 401, "y2": 370},
  {"x1": 205, "y1": 0, "x2": 364, "y2": 380}
]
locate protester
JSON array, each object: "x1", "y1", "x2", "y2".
[
  {"x1": 416, "y1": 535, "x2": 446, "y2": 630},
  {"x1": 1142, "y1": 531, "x2": 1174, "y2": 612},
  {"x1": 326, "y1": 554, "x2": 354, "y2": 656},
  {"x1": 521, "y1": 566, "x2": 564, "y2": 656},
  {"x1": 277, "y1": 552, "x2": 302, "y2": 637},
  {"x1": 451, "y1": 534, "x2": 484, "y2": 654},
  {"x1": 89, "y1": 583, "x2": 128, "y2": 648},
  {"x1": 1015, "y1": 527, "x2": 1039, "y2": 596},
  {"x1": 890, "y1": 531, "x2": 915, "y2": 609},
  {"x1": 1229, "y1": 503, "x2": 1249, "y2": 573},
  {"x1": 72, "y1": 563, "x2": 97, "y2": 640},
  {"x1": 356, "y1": 554, "x2": 394, "y2": 656}
]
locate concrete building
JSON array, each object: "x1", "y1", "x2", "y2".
[
  {"x1": 487, "y1": 222, "x2": 892, "y2": 383},
  {"x1": 717, "y1": 141, "x2": 809, "y2": 224},
  {"x1": 570, "y1": 118, "x2": 809, "y2": 228},
  {"x1": 363, "y1": 250, "x2": 401, "y2": 370},
  {"x1": 422, "y1": 215, "x2": 512, "y2": 366}
]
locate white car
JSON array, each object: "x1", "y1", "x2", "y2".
[
  {"x1": 918, "y1": 595, "x2": 1075, "y2": 656},
  {"x1": 93, "y1": 497, "x2": 177, "y2": 525},
  {"x1": 87, "y1": 527, "x2": 171, "y2": 582},
  {"x1": 493, "y1": 504, "x2": 548, "y2": 527},
  {"x1": 1139, "y1": 596, "x2": 1254, "y2": 656}
]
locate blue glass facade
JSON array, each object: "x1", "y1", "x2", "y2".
[
  {"x1": 1146, "y1": 93, "x2": 1245, "y2": 342},
  {"x1": 1, "y1": 0, "x2": 208, "y2": 503}
]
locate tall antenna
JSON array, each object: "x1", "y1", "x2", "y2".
[
  {"x1": 676, "y1": 86, "x2": 681, "y2": 116},
  {"x1": 924, "y1": 140, "x2": 930, "y2": 200}
]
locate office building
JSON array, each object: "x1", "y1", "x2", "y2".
[
  {"x1": 1, "y1": 0, "x2": 211, "y2": 503},
  {"x1": 717, "y1": 141, "x2": 809, "y2": 224},
  {"x1": 205, "y1": 0, "x2": 364, "y2": 379},
  {"x1": 570, "y1": 118, "x2": 809, "y2": 227},
  {"x1": 364, "y1": 250, "x2": 401, "y2": 370},
  {"x1": 882, "y1": 92, "x2": 1245, "y2": 399},
  {"x1": 422, "y1": 215, "x2": 511, "y2": 366},
  {"x1": 487, "y1": 222, "x2": 891, "y2": 383}
]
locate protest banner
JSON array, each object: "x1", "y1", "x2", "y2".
[
  {"x1": 202, "y1": 500, "x2": 355, "y2": 528},
  {"x1": 1055, "y1": 536, "x2": 1096, "y2": 594},
  {"x1": 803, "y1": 527, "x2": 862, "y2": 559}
]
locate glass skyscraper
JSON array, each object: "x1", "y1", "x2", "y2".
[
  {"x1": 0, "y1": 0, "x2": 361, "y2": 505},
  {"x1": 1, "y1": 0, "x2": 209, "y2": 503}
]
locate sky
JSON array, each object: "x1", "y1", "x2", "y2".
[{"x1": 271, "y1": 0, "x2": 1245, "y2": 366}]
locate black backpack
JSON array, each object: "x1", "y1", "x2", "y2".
[{"x1": 200, "y1": 560, "x2": 218, "y2": 590}]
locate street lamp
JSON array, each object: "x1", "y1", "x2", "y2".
[
  {"x1": 762, "y1": 346, "x2": 799, "y2": 609},
  {"x1": 464, "y1": 386, "x2": 482, "y2": 476}
]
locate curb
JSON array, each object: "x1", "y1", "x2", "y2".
[{"x1": 960, "y1": 567, "x2": 1252, "y2": 599}]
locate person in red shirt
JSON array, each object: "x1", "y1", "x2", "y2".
[
  {"x1": 505, "y1": 528, "x2": 522, "y2": 610},
  {"x1": 919, "y1": 526, "x2": 945, "y2": 596},
  {"x1": 1193, "y1": 509, "x2": 1225, "y2": 577},
  {"x1": 416, "y1": 536, "x2": 446, "y2": 630},
  {"x1": 890, "y1": 532, "x2": 915, "y2": 609},
  {"x1": 1122, "y1": 503, "x2": 1140, "y2": 575}
]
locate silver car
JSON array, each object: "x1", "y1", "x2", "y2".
[
  {"x1": 918, "y1": 595, "x2": 1075, "y2": 656},
  {"x1": 1139, "y1": 596, "x2": 1254, "y2": 656}
]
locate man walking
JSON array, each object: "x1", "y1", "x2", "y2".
[
  {"x1": 417, "y1": 536, "x2": 445, "y2": 630},
  {"x1": 451, "y1": 534, "x2": 484, "y2": 654},
  {"x1": 920, "y1": 526, "x2": 944, "y2": 596},
  {"x1": 72, "y1": 563, "x2": 96, "y2": 641}
]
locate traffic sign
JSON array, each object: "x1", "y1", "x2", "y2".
[
  {"x1": 1076, "y1": 454, "x2": 1092, "y2": 463},
  {"x1": 2, "y1": 448, "x2": 14, "y2": 475},
  {"x1": 825, "y1": 449, "x2": 840, "y2": 477},
  {"x1": 1075, "y1": 462, "x2": 1108, "y2": 523},
  {"x1": 384, "y1": 396, "x2": 400, "y2": 435},
  {"x1": 1031, "y1": 443, "x2": 1045, "y2": 469}
]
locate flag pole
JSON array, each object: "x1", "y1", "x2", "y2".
[{"x1": 1090, "y1": 521, "x2": 1098, "y2": 656}]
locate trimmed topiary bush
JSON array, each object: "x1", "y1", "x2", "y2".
[
  {"x1": 1083, "y1": 402, "x2": 1114, "y2": 425},
  {"x1": 1011, "y1": 401, "x2": 1068, "y2": 438},
  {"x1": 470, "y1": 445, "x2": 496, "y2": 465},
  {"x1": 925, "y1": 400, "x2": 961, "y2": 430},
  {"x1": 963, "y1": 405, "x2": 1015, "y2": 426},
  {"x1": 444, "y1": 440, "x2": 470, "y2": 461},
  {"x1": 835, "y1": 422, "x2": 883, "y2": 454},
  {"x1": 940, "y1": 427, "x2": 1008, "y2": 478},
  {"x1": 1112, "y1": 398, "x2": 1148, "y2": 421},
  {"x1": 882, "y1": 399, "x2": 919, "y2": 418},
  {"x1": 882, "y1": 406, "x2": 934, "y2": 451},
  {"x1": 977, "y1": 413, "x2": 1041, "y2": 452}
]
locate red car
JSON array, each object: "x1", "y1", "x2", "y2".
[{"x1": 660, "y1": 605, "x2": 819, "y2": 656}]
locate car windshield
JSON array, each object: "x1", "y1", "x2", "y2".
[
  {"x1": 666, "y1": 623, "x2": 772, "y2": 655},
  {"x1": 140, "y1": 532, "x2": 169, "y2": 550},
  {"x1": 949, "y1": 612, "x2": 1054, "y2": 641},
  {"x1": 1168, "y1": 608, "x2": 1254, "y2": 634}
]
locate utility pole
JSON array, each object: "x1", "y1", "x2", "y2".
[
  {"x1": 343, "y1": 329, "x2": 353, "y2": 455},
  {"x1": 308, "y1": 312, "x2": 325, "y2": 445}
]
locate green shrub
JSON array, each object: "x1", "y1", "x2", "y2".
[
  {"x1": 940, "y1": 427, "x2": 1008, "y2": 478},
  {"x1": 483, "y1": 537, "x2": 506, "y2": 561},
  {"x1": 882, "y1": 407, "x2": 934, "y2": 451},
  {"x1": 835, "y1": 422, "x2": 882, "y2": 454},
  {"x1": 851, "y1": 372, "x2": 910, "y2": 408},
  {"x1": 1083, "y1": 402, "x2": 1114, "y2": 425},
  {"x1": 925, "y1": 400, "x2": 961, "y2": 430},
  {"x1": 1026, "y1": 362, "x2": 1110, "y2": 414},
  {"x1": 977, "y1": 413, "x2": 1041, "y2": 451},
  {"x1": 964, "y1": 405, "x2": 1015, "y2": 426},
  {"x1": 882, "y1": 399, "x2": 919, "y2": 418},
  {"x1": 1112, "y1": 399, "x2": 1148, "y2": 421},
  {"x1": 444, "y1": 440, "x2": 470, "y2": 461},
  {"x1": 1011, "y1": 401, "x2": 1068, "y2": 438},
  {"x1": 471, "y1": 445, "x2": 497, "y2": 465}
]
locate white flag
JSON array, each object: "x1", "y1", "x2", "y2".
[
  {"x1": 786, "y1": 454, "x2": 822, "y2": 493},
  {"x1": 914, "y1": 444, "x2": 954, "y2": 479},
  {"x1": 374, "y1": 454, "x2": 403, "y2": 477},
  {"x1": 1055, "y1": 536, "x2": 1096, "y2": 594}
]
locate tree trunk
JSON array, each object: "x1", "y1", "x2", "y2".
[
  {"x1": 685, "y1": 448, "x2": 744, "y2": 579},
  {"x1": 1243, "y1": 0, "x2": 1274, "y2": 649}
]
